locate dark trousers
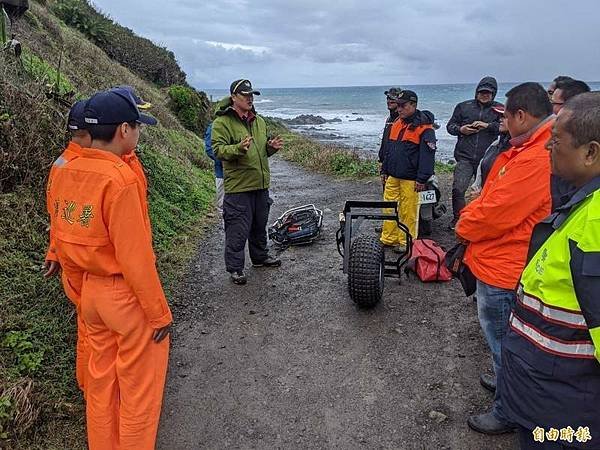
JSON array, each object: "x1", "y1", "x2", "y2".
[
  {"x1": 223, "y1": 189, "x2": 270, "y2": 272},
  {"x1": 452, "y1": 159, "x2": 477, "y2": 220}
]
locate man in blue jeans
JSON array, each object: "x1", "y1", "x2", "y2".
[{"x1": 456, "y1": 83, "x2": 554, "y2": 434}]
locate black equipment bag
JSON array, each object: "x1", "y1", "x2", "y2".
[{"x1": 268, "y1": 204, "x2": 323, "y2": 247}]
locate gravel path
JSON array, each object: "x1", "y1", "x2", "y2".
[{"x1": 157, "y1": 156, "x2": 517, "y2": 449}]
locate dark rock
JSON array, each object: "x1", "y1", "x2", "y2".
[{"x1": 282, "y1": 115, "x2": 328, "y2": 125}]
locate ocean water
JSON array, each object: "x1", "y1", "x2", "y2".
[{"x1": 204, "y1": 83, "x2": 600, "y2": 162}]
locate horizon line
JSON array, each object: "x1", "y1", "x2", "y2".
[{"x1": 198, "y1": 80, "x2": 600, "y2": 91}]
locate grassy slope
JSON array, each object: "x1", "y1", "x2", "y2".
[{"x1": 0, "y1": 3, "x2": 214, "y2": 448}]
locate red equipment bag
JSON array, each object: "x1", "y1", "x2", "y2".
[{"x1": 406, "y1": 239, "x2": 452, "y2": 282}]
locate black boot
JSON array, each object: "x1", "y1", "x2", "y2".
[
  {"x1": 252, "y1": 255, "x2": 281, "y2": 267},
  {"x1": 229, "y1": 270, "x2": 247, "y2": 285},
  {"x1": 479, "y1": 373, "x2": 496, "y2": 393},
  {"x1": 467, "y1": 412, "x2": 515, "y2": 435}
]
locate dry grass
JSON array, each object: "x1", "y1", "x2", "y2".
[
  {"x1": 0, "y1": 55, "x2": 68, "y2": 192},
  {"x1": 1, "y1": 379, "x2": 39, "y2": 437}
]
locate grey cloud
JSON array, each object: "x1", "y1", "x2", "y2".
[{"x1": 92, "y1": 0, "x2": 600, "y2": 88}]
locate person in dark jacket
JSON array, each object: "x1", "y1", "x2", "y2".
[
  {"x1": 500, "y1": 92, "x2": 600, "y2": 449},
  {"x1": 447, "y1": 76, "x2": 502, "y2": 227},
  {"x1": 204, "y1": 122, "x2": 224, "y2": 224},
  {"x1": 380, "y1": 89, "x2": 437, "y2": 247},
  {"x1": 378, "y1": 87, "x2": 401, "y2": 189}
]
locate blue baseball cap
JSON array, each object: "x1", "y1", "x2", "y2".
[
  {"x1": 67, "y1": 100, "x2": 87, "y2": 131},
  {"x1": 84, "y1": 90, "x2": 157, "y2": 126},
  {"x1": 110, "y1": 85, "x2": 152, "y2": 110}
]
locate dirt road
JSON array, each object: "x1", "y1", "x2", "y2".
[{"x1": 158, "y1": 157, "x2": 517, "y2": 449}]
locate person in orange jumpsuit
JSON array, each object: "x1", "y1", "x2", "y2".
[
  {"x1": 45, "y1": 99, "x2": 91, "y2": 392},
  {"x1": 45, "y1": 90, "x2": 152, "y2": 396},
  {"x1": 47, "y1": 90, "x2": 172, "y2": 450}
]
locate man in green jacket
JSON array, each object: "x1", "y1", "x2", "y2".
[{"x1": 212, "y1": 79, "x2": 283, "y2": 285}]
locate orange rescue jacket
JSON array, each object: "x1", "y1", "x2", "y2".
[
  {"x1": 48, "y1": 147, "x2": 172, "y2": 328},
  {"x1": 456, "y1": 119, "x2": 553, "y2": 289}
]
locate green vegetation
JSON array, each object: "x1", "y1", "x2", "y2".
[
  {"x1": 1, "y1": 5, "x2": 8, "y2": 44},
  {"x1": 168, "y1": 85, "x2": 212, "y2": 136},
  {"x1": 51, "y1": 0, "x2": 108, "y2": 46},
  {"x1": 22, "y1": 49, "x2": 76, "y2": 96},
  {"x1": 265, "y1": 118, "x2": 378, "y2": 178},
  {"x1": 51, "y1": 0, "x2": 186, "y2": 86},
  {"x1": 0, "y1": 3, "x2": 214, "y2": 447},
  {"x1": 435, "y1": 161, "x2": 455, "y2": 173},
  {"x1": 266, "y1": 118, "x2": 455, "y2": 179}
]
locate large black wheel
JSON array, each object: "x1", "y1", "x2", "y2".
[{"x1": 348, "y1": 235, "x2": 385, "y2": 308}]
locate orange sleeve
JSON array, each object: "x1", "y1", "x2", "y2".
[
  {"x1": 108, "y1": 183, "x2": 172, "y2": 328},
  {"x1": 45, "y1": 237, "x2": 59, "y2": 262},
  {"x1": 45, "y1": 169, "x2": 59, "y2": 262},
  {"x1": 456, "y1": 157, "x2": 550, "y2": 242}
]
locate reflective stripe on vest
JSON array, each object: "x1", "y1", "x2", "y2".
[
  {"x1": 518, "y1": 286, "x2": 588, "y2": 329},
  {"x1": 510, "y1": 313, "x2": 596, "y2": 359}
]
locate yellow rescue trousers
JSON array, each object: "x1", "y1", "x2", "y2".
[
  {"x1": 81, "y1": 273, "x2": 169, "y2": 450},
  {"x1": 380, "y1": 176, "x2": 420, "y2": 246}
]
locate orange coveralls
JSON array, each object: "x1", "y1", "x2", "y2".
[
  {"x1": 46, "y1": 141, "x2": 90, "y2": 392},
  {"x1": 48, "y1": 147, "x2": 171, "y2": 450},
  {"x1": 46, "y1": 146, "x2": 150, "y2": 396},
  {"x1": 456, "y1": 119, "x2": 553, "y2": 289}
]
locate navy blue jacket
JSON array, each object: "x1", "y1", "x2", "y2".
[
  {"x1": 381, "y1": 110, "x2": 437, "y2": 183},
  {"x1": 204, "y1": 123, "x2": 223, "y2": 179},
  {"x1": 500, "y1": 177, "x2": 600, "y2": 446}
]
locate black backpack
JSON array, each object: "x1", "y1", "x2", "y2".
[{"x1": 268, "y1": 204, "x2": 323, "y2": 247}]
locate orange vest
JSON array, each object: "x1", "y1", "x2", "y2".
[
  {"x1": 389, "y1": 119, "x2": 433, "y2": 144},
  {"x1": 48, "y1": 147, "x2": 172, "y2": 328},
  {"x1": 456, "y1": 119, "x2": 553, "y2": 289}
]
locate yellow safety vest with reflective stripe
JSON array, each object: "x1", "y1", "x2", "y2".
[{"x1": 517, "y1": 189, "x2": 600, "y2": 361}]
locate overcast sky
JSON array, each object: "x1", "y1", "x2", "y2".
[{"x1": 92, "y1": 0, "x2": 600, "y2": 90}]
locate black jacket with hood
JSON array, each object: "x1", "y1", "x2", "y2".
[
  {"x1": 446, "y1": 77, "x2": 502, "y2": 165},
  {"x1": 381, "y1": 109, "x2": 437, "y2": 183}
]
